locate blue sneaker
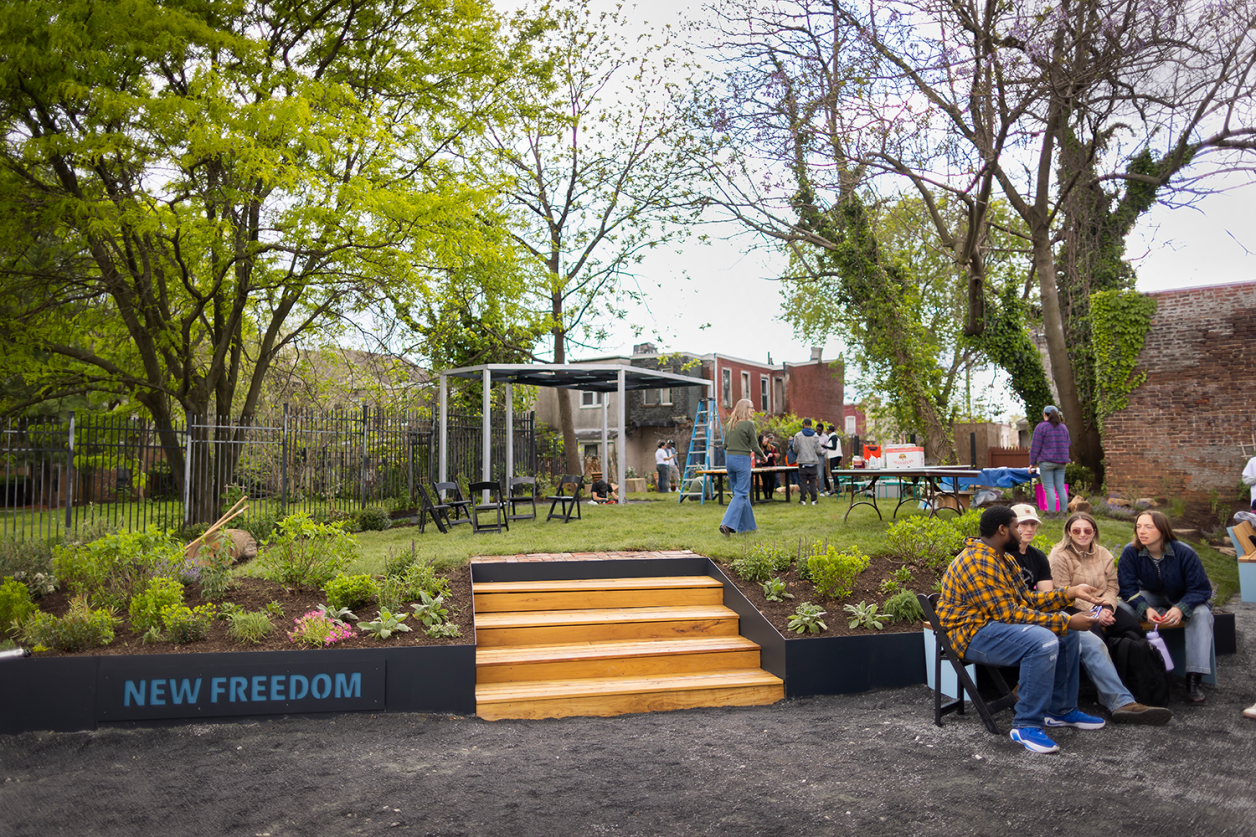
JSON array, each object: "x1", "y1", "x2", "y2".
[
  {"x1": 1010, "y1": 727, "x2": 1060, "y2": 753},
  {"x1": 1044, "y1": 709, "x2": 1105, "y2": 730}
]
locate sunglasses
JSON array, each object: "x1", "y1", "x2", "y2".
[{"x1": 1070, "y1": 527, "x2": 1095, "y2": 536}]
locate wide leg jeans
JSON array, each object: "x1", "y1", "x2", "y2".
[{"x1": 963, "y1": 621, "x2": 1081, "y2": 730}]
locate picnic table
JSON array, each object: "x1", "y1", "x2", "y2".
[
  {"x1": 696, "y1": 465, "x2": 799, "y2": 505},
  {"x1": 830, "y1": 466, "x2": 984, "y2": 522}
]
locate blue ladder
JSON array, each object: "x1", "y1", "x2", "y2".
[{"x1": 678, "y1": 398, "x2": 722, "y2": 504}]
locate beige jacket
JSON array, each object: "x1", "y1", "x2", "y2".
[{"x1": 1048, "y1": 543, "x2": 1119, "y2": 609}]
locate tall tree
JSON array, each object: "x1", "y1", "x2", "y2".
[
  {"x1": 0, "y1": 0, "x2": 509, "y2": 519},
  {"x1": 479, "y1": 0, "x2": 706, "y2": 474}
]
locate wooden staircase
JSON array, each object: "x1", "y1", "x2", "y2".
[{"x1": 473, "y1": 575, "x2": 784, "y2": 720}]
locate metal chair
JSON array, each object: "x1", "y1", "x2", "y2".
[
  {"x1": 468, "y1": 480, "x2": 509, "y2": 534},
  {"x1": 918, "y1": 593, "x2": 1017, "y2": 734},
  {"x1": 545, "y1": 474, "x2": 584, "y2": 523},
  {"x1": 432, "y1": 481, "x2": 472, "y2": 527},
  {"x1": 506, "y1": 476, "x2": 537, "y2": 521},
  {"x1": 414, "y1": 484, "x2": 450, "y2": 534}
]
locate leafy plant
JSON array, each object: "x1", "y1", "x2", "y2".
[
  {"x1": 0, "y1": 577, "x2": 36, "y2": 638},
  {"x1": 425, "y1": 622, "x2": 462, "y2": 639},
  {"x1": 315, "y1": 603, "x2": 358, "y2": 624},
  {"x1": 324, "y1": 572, "x2": 381, "y2": 612},
  {"x1": 288, "y1": 610, "x2": 356, "y2": 648},
  {"x1": 218, "y1": 602, "x2": 244, "y2": 620},
  {"x1": 226, "y1": 610, "x2": 274, "y2": 645},
  {"x1": 264, "y1": 600, "x2": 285, "y2": 619},
  {"x1": 160, "y1": 603, "x2": 217, "y2": 644},
  {"x1": 196, "y1": 533, "x2": 235, "y2": 602},
  {"x1": 883, "y1": 589, "x2": 925, "y2": 624},
  {"x1": 22, "y1": 595, "x2": 116, "y2": 652},
  {"x1": 878, "y1": 565, "x2": 915, "y2": 596},
  {"x1": 410, "y1": 591, "x2": 450, "y2": 627},
  {"x1": 0, "y1": 534, "x2": 58, "y2": 591},
  {"x1": 128, "y1": 576, "x2": 185, "y2": 634},
  {"x1": 258, "y1": 513, "x2": 358, "y2": 590},
  {"x1": 761, "y1": 577, "x2": 794, "y2": 603},
  {"x1": 357, "y1": 608, "x2": 412, "y2": 640},
  {"x1": 732, "y1": 542, "x2": 791, "y2": 583},
  {"x1": 356, "y1": 506, "x2": 391, "y2": 532},
  {"x1": 1168, "y1": 496, "x2": 1187, "y2": 520},
  {"x1": 807, "y1": 545, "x2": 870, "y2": 600},
  {"x1": 844, "y1": 601, "x2": 885, "y2": 630},
  {"x1": 52, "y1": 527, "x2": 186, "y2": 610},
  {"x1": 787, "y1": 602, "x2": 827, "y2": 634},
  {"x1": 884, "y1": 516, "x2": 957, "y2": 570}
]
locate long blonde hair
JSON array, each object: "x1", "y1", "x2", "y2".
[
  {"x1": 1055, "y1": 511, "x2": 1100, "y2": 554},
  {"x1": 727, "y1": 398, "x2": 755, "y2": 433}
]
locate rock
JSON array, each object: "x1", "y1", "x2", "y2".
[
  {"x1": 185, "y1": 528, "x2": 258, "y2": 565},
  {"x1": 1107, "y1": 497, "x2": 1130, "y2": 508},
  {"x1": 1218, "y1": 547, "x2": 1237, "y2": 557},
  {"x1": 1068, "y1": 495, "x2": 1091, "y2": 512},
  {"x1": 1175, "y1": 528, "x2": 1199, "y2": 542},
  {"x1": 1135, "y1": 497, "x2": 1158, "y2": 508}
]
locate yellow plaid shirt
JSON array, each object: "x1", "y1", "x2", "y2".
[{"x1": 936, "y1": 538, "x2": 1073, "y2": 657}]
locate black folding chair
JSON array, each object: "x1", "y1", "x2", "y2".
[
  {"x1": 506, "y1": 477, "x2": 537, "y2": 521},
  {"x1": 468, "y1": 480, "x2": 509, "y2": 534},
  {"x1": 918, "y1": 593, "x2": 1017, "y2": 734},
  {"x1": 545, "y1": 474, "x2": 584, "y2": 523},
  {"x1": 415, "y1": 484, "x2": 450, "y2": 534},
  {"x1": 432, "y1": 481, "x2": 472, "y2": 527}
]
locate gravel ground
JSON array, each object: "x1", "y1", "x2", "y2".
[{"x1": 3, "y1": 602, "x2": 1255, "y2": 837}]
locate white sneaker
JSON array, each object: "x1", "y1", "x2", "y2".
[
  {"x1": 1243, "y1": 702, "x2": 1256, "y2": 720},
  {"x1": 811, "y1": 501, "x2": 817, "y2": 506}
]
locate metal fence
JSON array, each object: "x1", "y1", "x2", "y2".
[{"x1": 0, "y1": 407, "x2": 536, "y2": 537}]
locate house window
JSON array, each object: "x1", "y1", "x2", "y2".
[
  {"x1": 760, "y1": 375, "x2": 768, "y2": 411},
  {"x1": 580, "y1": 391, "x2": 603, "y2": 408},
  {"x1": 774, "y1": 377, "x2": 784, "y2": 413},
  {"x1": 643, "y1": 388, "x2": 673, "y2": 406},
  {"x1": 659, "y1": 388, "x2": 672, "y2": 405},
  {"x1": 721, "y1": 368, "x2": 731, "y2": 407},
  {"x1": 846, "y1": 415, "x2": 857, "y2": 435},
  {"x1": 741, "y1": 371, "x2": 750, "y2": 402}
]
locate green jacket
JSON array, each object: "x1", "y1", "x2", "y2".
[{"x1": 725, "y1": 420, "x2": 764, "y2": 458}]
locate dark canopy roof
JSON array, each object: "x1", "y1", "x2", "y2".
[{"x1": 440, "y1": 363, "x2": 710, "y2": 393}]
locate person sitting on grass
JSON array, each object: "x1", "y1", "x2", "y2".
[
  {"x1": 589, "y1": 479, "x2": 618, "y2": 504},
  {"x1": 936, "y1": 505, "x2": 1107, "y2": 754}
]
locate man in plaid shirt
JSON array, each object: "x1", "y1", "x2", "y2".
[{"x1": 937, "y1": 505, "x2": 1107, "y2": 753}]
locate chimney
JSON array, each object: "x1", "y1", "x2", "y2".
[
  {"x1": 767, "y1": 352, "x2": 773, "y2": 365},
  {"x1": 810, "y1": 347, "x2": 823, "y2": 362},
  {"x1": 633, "y1": 342, "x2": 657, "y2": 356}
]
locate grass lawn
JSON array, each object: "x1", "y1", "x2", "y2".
[{"x1": 349, "y1": 493, "x2": 1242, "y2": 605}]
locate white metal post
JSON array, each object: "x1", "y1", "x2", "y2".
[
  {"x1": 617, "y1": 369, "x2": 626, "y2": 503},
  {"x1": 482, "y1": 367, "x2": 491, "y2": 503},
  {"x1": 439, "y1": 374, "x2": 448, "y2": 483},
  {"x1": 601, "y1": 397, "x2": 608, "y2": 485},
  {"x1": 505, "y1": 382, "x2": 514, "y2": 481}
]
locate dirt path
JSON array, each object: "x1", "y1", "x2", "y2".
[{"x1": 3, "y1": 603, "x2": 1255, "y2": 837}]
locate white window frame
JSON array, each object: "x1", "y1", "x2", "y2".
[
  {"x1": 845, "y1": 415, "x2": 857, "y2": 435},
  {"x1": 580, "y1": 391, "x2": 603, "y2": 409},
  {"x1": 659, "y1": 387, "x2": 672, "y2": 406},
  {"x1": 741, "y1": 371, "x2": 750, "y2": 402},
  {"x1": 759, "y1": 375, "x2": 769, "y2": 411},
  {"x1": 721, "y1": 368, "x2": 731, "y2": 407}
]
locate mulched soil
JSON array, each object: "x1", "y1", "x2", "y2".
[
  {"x1": 722, "y1": 553, "x2": 944, "y2": 637},
  {"x1": 32, "y1": 565, "x2": 474, "y2": 656}
]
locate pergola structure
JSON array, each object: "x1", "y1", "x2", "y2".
[{"x1": 438, "y1": 364, "x2": 715, "y2": 499}]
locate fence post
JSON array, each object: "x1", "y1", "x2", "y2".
[
  {"x1": 406, "y1": 417, "x2": 415, "y2": 504},
  {"x1": 182, "y1": 416, "x2": 193, "y2": 527},
  {"x1": 65, "y1": 413, "x2": 76, "y2": 532},
  {"x1": 281, "y1": 403, "x2": 289, "y2": 515},
  {"x1": 360, "y1": 402, "x2": 369, "y2": 509}
]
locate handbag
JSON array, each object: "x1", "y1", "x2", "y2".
[{"x1": 1145, "y1": 627, "x2": 1174, "y2": 672}]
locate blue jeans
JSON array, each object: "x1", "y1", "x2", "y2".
[
  {"x1": 1039, "y1": 462, "x2": 1067, "y2": 512},
  {"x1": 1078, "y1": 629, "x2": 1135, "y2": 711},
  {"x1": 963, "y1": 622, "x2": 1081, "y2": 730},
  {"x1": 656, "y1": 464, "x2": 670, "y2": 493},
  {"x1": 1118, "y1": 593, "x2": 1214, "y2": 675},
  {"x1": 720, "y1": 454, "x2": 757, "y2": 533}
]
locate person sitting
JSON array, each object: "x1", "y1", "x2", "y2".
[
  {"x1": 1008, "y1": 503, "x2": 1053, "y2": 592},
  {"x1": 936, "y1": 505, "x2": 1106, "y2": 753},
  {"x1": 1049, "y1": 511, "x2": 1172, "y2": 724},
  {"x1": 589, "y1": 479, "x2": 618, "y2": 504},
  {"x1": 1118, "y1": 510, "x2": 1215, "y2": 704}
]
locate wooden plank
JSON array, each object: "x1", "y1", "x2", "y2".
[
  {"x1": 475, "y1": 605, "x2": 737, "y2": 630},
  {"x1": 476, "y1": 669, "x2": 783, "y2": 703},
  {"x1": 475, "y1": 617, "x2": 740, "y2": 647},
  {"x1": 473, "y1": 576, "x2": 723, "y2": 595},
  {"x1": 476, "y1": 684, "x2": 785, "y2": 721},
  {"x1": 474, "y1": 586, "x2": 723, "y2": 613},
  {"x1": 476, "y1": 636, "x2": 760, "y2": 667},
  {"x1": 476, "y1": 649, "x2": 761, "y2": 684}
]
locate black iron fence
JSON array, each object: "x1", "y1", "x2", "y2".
[{"x1": 0, "y1": 407, "x2": 536, "y2": 536}]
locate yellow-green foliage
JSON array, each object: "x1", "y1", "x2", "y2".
[
  {"x1": 129, "y1": 577, "x2": 185, "y2": 634},
  {"x1": 807, "y1": 545, "x2": 870, "y2": 600},
  {"x1": 22, "y1": 595, "x2": 115, "y2": 652},
  {"x1": 0, "y1": 577, "x2": 36, "y2": 637}
]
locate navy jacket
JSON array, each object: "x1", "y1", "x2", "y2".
[{"x1": 1117, "y1": 540, "x2": 1212, "y2": 619}]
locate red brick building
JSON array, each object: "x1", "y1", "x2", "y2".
[
  {"x1": 1103, "y1": 280, "x2": 1256, "y2": 504},
  {"x1": 704, "y1": 349, "x2": 844, "y2": 426}
]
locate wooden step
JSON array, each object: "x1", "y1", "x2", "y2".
[
  {"x1": 475, "y1": 670, "x2": 785, "y2": 721},
  {"x1": 473, "y1": 576, "x2": 724, "y2": 613},
  {"x1": 476, "y1": 636, "x2": 762, "y2": 683},
  {"x1": 474, "y1": 605, "x2": 740, "y2": 647}
]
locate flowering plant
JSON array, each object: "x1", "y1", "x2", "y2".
[{"x1": 288, "y1": 610, "x2": 355, "y2": 648}]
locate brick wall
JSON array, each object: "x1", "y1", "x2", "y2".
[
  {"x1": 1104, "y1": 281, "x2": 1256, "y2": 502},
  {"x1": 784, "y1": 361, "x2": 845, "y2": 424}
]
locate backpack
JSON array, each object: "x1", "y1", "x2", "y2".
[{"x1": 1108, "y1": 636, "x2": 1170, "y2": 707}]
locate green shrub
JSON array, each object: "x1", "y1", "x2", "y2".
[
  {"x1": 258, "y1": 513, "x2": 358, "y2": 590},
  {"x1": 731, "y1": 542, "x2": 791, "y2": 583},
  {"x1": 22, "y1": 595, "x2": 115, "y2": 652},
  {"x1": 882, "y1": 589, "x2": 925, "y2": 623},
  {"x1": 226, "y1": 610, "x2": 273, "y2": 645},
  {"x1": 807, "y1": 545, "x2": 869, "y2": 600},
  {"x1": 52, "y1": 527, "x2": 187, "y2": 610},
  {"x1": 1065, "y1": 463, "x2": 1095, "y2": 493},
  {"x1": 237, "y1": 510, "x2": 280, "y2": 544},
  {"x1": 129, "y1": 577, "x2": 185, "y2": 634},
  {"x1": 356, "y1": 506, "x2": 391, "y2": 532},
  {"x1": 0, "y1": 534, "x2": 57, "y2": 587},
  {"x1": 0, "y1": 578, "x2": 36, "y2": 637},
  {"x1": 196, "y1": 534, "x2": 235, "y2": 602},
  {"x1": 885, "y1": 516, "x2": 960, "y2": 570},
  {"x1": 950, "y1": 510, "x2": 982, "y2": 544},
  {"x1": 324, "y1": 572, "x2": 381, "y2": 612},
  {"x1": 160, "y1": 603, "x2": 217, "y2": 644}
]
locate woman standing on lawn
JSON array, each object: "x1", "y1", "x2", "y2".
[
  {"x1": 1118, "y1": 510, "x2": 1215, "y2": 704},
  {"x1": 1030, "y1": 405, "x2": 1071, "y2": 516},
  {"x1": 720, "y1": 399, "x2": 764, "y2": 537}
]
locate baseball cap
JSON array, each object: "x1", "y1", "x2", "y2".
[
  {"x1": 1011, "y1": 503, "x2": 1041, "y2": 524},
  {"x1": 1043, "y1": 405, "x2": 1059, "y2": 415}
]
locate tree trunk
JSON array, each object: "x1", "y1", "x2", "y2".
[{"x1": 550, "y1": 295, "x2": 582, "y2": 477}]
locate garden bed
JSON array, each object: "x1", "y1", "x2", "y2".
[{"x1": 26, "y1": 567, "x2": 474, "y2": 657}]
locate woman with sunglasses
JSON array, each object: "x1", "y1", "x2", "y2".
[
  {"x1": 1117, "y1": 510, "x2": 1215, "y2": 704},
  {"x1": 1049, "y1": 512, "x2": 1172, "y2": 723}
]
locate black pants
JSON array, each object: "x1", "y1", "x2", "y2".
[
  {"x1": 798, "y1": 465, "x2": 818, "y2": 502},
  {"x1": 757, "y1": 471, "x2": 775, "y2": 500}
]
